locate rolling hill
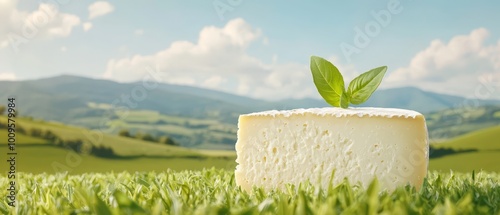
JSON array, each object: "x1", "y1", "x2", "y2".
[
  {"x1": 426, "y1": 106, "x2": 500, "y2": 140},
  {"x1": 430, "y1": 126, "x2": 500, "y2": 172},
  {"x1": 0, "y1": 115, "x2": 234, "y2": 158},
  {"x1": 0, "y1": 115, "x2": 236, "y2": 174},
  {"x1": 434, "y1": 125, "x2": 500, "y2": 150}
]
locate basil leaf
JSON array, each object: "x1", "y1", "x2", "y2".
[
  {"x1": 340, "y1": 91, "x2": 349, "y2": 108},
  {"x1": 347, "y1": 66, "x2": 387, "y2": 105},
  {"x1": 310, "y1": 56, "x2": 346, "y2": 108}
]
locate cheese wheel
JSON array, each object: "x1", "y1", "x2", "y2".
[{"x1": 235, "y1": 107, "x2": 429, "y2": 191}]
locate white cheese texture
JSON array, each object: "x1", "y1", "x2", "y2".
[{"x1": 235, "y1": 107, "x2": 429, "y2": 192}]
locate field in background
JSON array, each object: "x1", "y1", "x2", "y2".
[
  {"x1": 0, "y1": 115, "x2": 234, "y2": 157},
  {"x1": 0, "y1": 115, "x2": 236, "y2": 174},
  {"x1": 426, "y1": 105, "x2": 500, "y2": 141},
  {"x1": 0, "y1": 144, "x2": 235, "y2": 174},
  {"x1": 77, "y1": 107, "x2": 237, "y2": 150},
  {"x1": 430, "y1": 126, "x2": 500, "y2": 172}
]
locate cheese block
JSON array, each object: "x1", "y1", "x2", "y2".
[{"x1": 235, "y1": 107, "x2": 429, "y2": 192}]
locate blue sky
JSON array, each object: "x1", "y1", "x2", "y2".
[{"x1": 1, "y1": 0, "x2": 499, "y2": 100}]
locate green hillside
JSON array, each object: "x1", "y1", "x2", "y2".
[
  {"x1": 0, "y1": 115, "x2": 236, "y2": 174},
  {"x1": 426, "y1": 105, "x2": 500, "y2": 141},
  {"x1": 429, "y1": 126, "x2": 500, "y2": 172},
  {"x1": 0, "y1": 129, "x2": 48, "y2": 144},
  {"x1": 0, "y1": 144, "x2": 235, "y2": 174},
  {"x1": 0, "y1": 116, "x2": 197, "y2": 157},
  {"x1": 435, "y1": 125, "x2": 500, "y2": 150}
]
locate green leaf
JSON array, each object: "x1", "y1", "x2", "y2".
[
  {"x1": 310, "y1": 56, "x2": 347, "y2": 108},
  {"x1": 347, "y1": 66, "x2": 387, "y2": 105}
]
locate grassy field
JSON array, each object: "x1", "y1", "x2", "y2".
[
  {"x1": 0, "y1": 169, "x2": 498, "y2": 214},
  {"x1": 435, "y1": 125, "x2": 500, "y2": 150},
  {"x1": 429, "y1": 126, "x2": 500, "y2": 172},
  {"x1": 0, "y1": 115, "x2": 237, "y2": 174},
  {"x1": 0, "y1": 145, "x2": 235, "y2": 174}
]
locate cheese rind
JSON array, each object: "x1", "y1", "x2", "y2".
[{"x1": 235, "y1": 107, "x2": 429, "y2": 192}]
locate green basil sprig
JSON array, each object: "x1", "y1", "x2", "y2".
[{"x1": 310, "y1": 56, "x2": 387, "y2": 108}]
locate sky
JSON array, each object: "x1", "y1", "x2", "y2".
[{"x1": 1, "y1": 0, "x2": 499, "y2": 100}]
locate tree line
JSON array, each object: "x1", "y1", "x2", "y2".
[{"x1": 117, "y1": 129, "x2": 179, "y2": 146}]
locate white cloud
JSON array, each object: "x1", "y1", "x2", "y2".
[
  {"x1": 387, "y1": 28, "x2": 500, "y2": 99},
  {"x1": 0, "y1": 2, "x2": 80, "y2": 49},
  {"x1": 83, "y1": 22, "x2": 93, "y2": 32},
  {"x1": 134, "y1": 29, "x2": 144, "y2": 36},
  {"x1": 88, "y1": 1, "x2": 114, "y2": 20},
  {"x1": 0, "y1": 72, "x2": 16, "y2": 81},
  {"x1": 0, "y1": 40, "x2": 8, "y2": 48},
  {"x1": 60, "y1": 46, "x2": 67, "y2": 52},
  {"x1": 202, "y1": 75, "x2": 226, "y2": 89},
  {"x1": 104, "y1": 18, "x2": 318, "y2": 100}
]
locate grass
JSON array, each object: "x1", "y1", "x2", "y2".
[
  {"x1": 429, "y1": 126, "x2": 500, "y2": 172},
  {"x1": 0, "y1": 145, "x2": 235, "y2": 174},
  {"x1": 435, "y1": 125, "x2": 500, "y2": 150},
  {"x1": 430, "y1": 151, "x2": 500, "y2": 172},
  {"x1": 0, "y1": 169, "x2": 498, "y2": 214},
  {"x1": 0, "y1": 116, "x2": 237, "y2": 175}
]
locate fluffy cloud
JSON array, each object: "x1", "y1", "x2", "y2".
[
  {"x1": 88, "y1": 1, "x2": 114, "y2": 20},
  {"x1": 83, "y1": 22, "x2": 93, "y2": 32},
  {"x1": 0, "y1": 72, "x2": 16, "y2": 81},
  {"x1": 387, "y1": 28, "x2": 500, "y2": 100},
  {"x1": 0, "y1": 1, "x2": 80, "y2": 51},
  {"x1": 104, "y1": 18, "x2": 318, "y2": 99}
]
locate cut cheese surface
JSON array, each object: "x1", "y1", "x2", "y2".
[{"x1": 235, "y1": 107, "x2": 429, "y2": 192}]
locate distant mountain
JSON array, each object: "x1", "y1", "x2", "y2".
[
  {"x1": 360, "y1": 87, "x2": 483, "y2": 113},
  {"x1": 1, "y1": 75, "x2": 499, "y2": 124},
  {"x1": 0, "y1": 75, "x2": 255, "y2": 123}
]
